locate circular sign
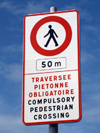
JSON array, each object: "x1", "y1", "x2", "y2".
[
  {"x1": 30, "y1": 16, "x2": 72, "y2": 56},
  {"x1": 37, "y1": 22, "x2": 66, "y2": 50}
]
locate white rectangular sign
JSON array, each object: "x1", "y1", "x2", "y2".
[
  {"x1": 22, "y1": 10, "x2": 81, "y2": 125},
  {"x1": 36, "y1": 57, "x2": 66, "y2": 70}
]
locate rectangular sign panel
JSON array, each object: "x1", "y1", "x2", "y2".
[{"x1": 22, "y1": 10, "x2": 81, "y2": 125}]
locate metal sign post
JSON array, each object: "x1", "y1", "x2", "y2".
[
  {"x1": 49, "y1": 6, "x2": 58, "y2": 133},
  {"x1": 49, "y1": 123, "x2": 58, "y2": 133}
]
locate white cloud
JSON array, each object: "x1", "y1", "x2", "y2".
[
  {"x1": 0, "y1": 114, "x2": 48, "y2": 133},
  {"x1": 6, "y1": 27, "x2": 23, "y2": 32},
  {"x1": 0, "y1": 1, "x2": 51, "y2": 16},
  {"x1": 59, "y1": 124, "x2": 83, "y2": 133},
  {"x1": 0, "y1": 0, "x2": 92, "y2": 22},
  {"x1": 0, "y1": 44, "x2": 22, "y2": 82},
  {"x1": 0, "y1": 95, "x2": 5, "y2": 111},
  {"x1": 0, "y1": 62, "x2": 22, "y2": 82},
  {"x1": 0, "y1": 1, "x2": 12, "y2": 10},
  {"x1": 83, "y1": 103, "x2": 100, "y2": 124},
  {"x1": 4, "y1": 63, "x2": 22, "y2": 82},
  {"x1": 81, "y1": 70, "x2": 100, "y2": 91},
  {"x1": 80, "y1": 10, "x2": 92, "y2": 21},
  {"x1": 83, "y1": 25, "x2": 98, "y2": 32},
  {"x1": 81, "y1": 51, "x2": 95, "y2": 64},
  {"x1": 0, "y1": 115, "x2": 22, "y2": 133},
  {"x1": 61, "y1": 2, "x2": 92, "y2": 21},
  {"x1": 82, "y1": 24, "x2": 100, "y2": 37},
  {"x1": 5, "y1": 64, "x2": 22, "y2": 82},
  {"x1": 23, "y1": 1, "x2": 50, "y2": 14},
  {"x1": 2, "y1": 44, "x2": 22, "y2": 53}
]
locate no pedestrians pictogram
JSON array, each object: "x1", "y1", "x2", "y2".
[{"x1": 30, "y1": 16, "x2": 72, "y2": 56}]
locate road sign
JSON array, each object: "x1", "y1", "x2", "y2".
[{"x1": 22, "y1": 10, "x2": 81, "y2": 125}]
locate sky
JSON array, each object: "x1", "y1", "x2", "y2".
[{"x1": 0, "y1": 0, "x2": 100, "y2": 132}]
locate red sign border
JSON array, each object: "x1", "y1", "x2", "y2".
[
  {"x1": 30, "y1": 16, "x2": 72, "y2": 56},
  {"x1": 23, "y1": 10, "x2": 81, "y2": 125}
]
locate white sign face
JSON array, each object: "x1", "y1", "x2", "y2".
[{"x1": 22, "y1": 10, "x2": 81, "y2": 125}]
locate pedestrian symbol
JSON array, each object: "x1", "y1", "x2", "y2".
[
  {"x1": 44, "y1": 25, "x2": 59, "y2": 47},
  {"x1": 30, "y1": 15, "x2": 72, "y2": 56}
]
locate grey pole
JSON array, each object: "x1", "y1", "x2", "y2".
[
  {"x1": 49, "y1": 6, "x2": 58, "y2": 133},
  {"x1": 50, "y1": 6, "x2": 57, "y2": 12},
  {"x1": 49, "y1": 124, "x2": 58, "y2": 133}
]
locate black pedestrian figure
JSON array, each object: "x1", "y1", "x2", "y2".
[{"x1": 44, "y1": 25, "x2": 58, "y2": 47}]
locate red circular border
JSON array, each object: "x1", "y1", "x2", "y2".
[{"x1": 30, "y1": 16, "x2": 72, "y2": 56}]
